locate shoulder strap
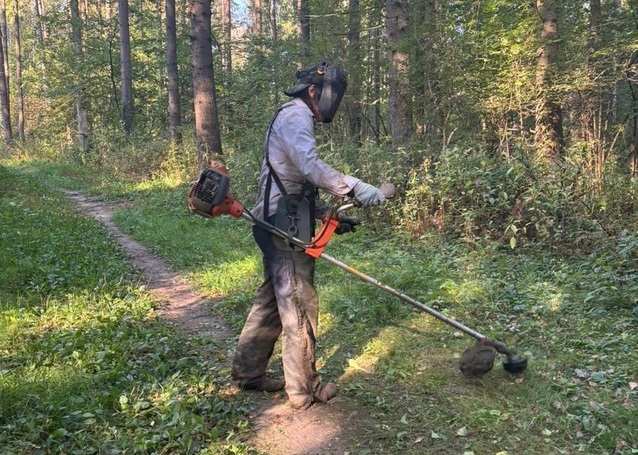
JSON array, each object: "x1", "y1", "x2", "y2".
[
  {"x1": 264, "y1": 107, "x2": 287, "y2": 193},
  {"x1": 263, "y1": 104, "x2": 317, "y2": 222},
  {"x1": 263, "y1": 106, "x2": 287, "y2": 219}
]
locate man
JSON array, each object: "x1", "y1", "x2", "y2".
[{"x1": 231, "y1": 62, "x2": 386, "y2": 410}]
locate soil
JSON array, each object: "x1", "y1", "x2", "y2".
[{"x1": 64, "y1": 190, "x2": 376, "y2": 455}]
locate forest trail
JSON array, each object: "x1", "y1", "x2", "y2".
[
  {"x1": 63, "y1": 189, "x2": 373, "y2": 455},
  {"x1": 62, "y1": 189, "x2": 233, "y2": 339}
]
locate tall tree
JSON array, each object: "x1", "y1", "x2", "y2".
[
  {"x1": 369, "y1": 10, "x2": 384, "y2": 144},
  {"x1": 297, "y1": 0, "x2": 309, "y2": 59},
  {"x1": 583, "y1": 0, "x2": 606, "y2": 178},
  {"x1": 386, "y1": 0, "x2": 412, "y2": 148},
  {"x1": 628, "y1": 50, "x2": 638, "y2": 175},
  {"x1": 34, "y1": 0, "x2": 44, "y2": 46},
  {"x1": 221, "y1": 0, "x2": 231, "y2": 75},
  {"x1": 12, "y1": 0, "x2": 23, "y2": 141},
  {"x1": 268, "y1": 0, "x2": 276, "y2": 41},
  {"x1": 70, "y1": 0, "x2": 89, "y2": 148},
  {"x1": 534, "y1": 0, "x2": 563, "y2": 160},
  {"x1": 119, "y1": 0, "x2": 133, "y2": 133},
  {"x1": 420, "y1": 0, "x2": 441, "y2": 143},
  {"x1": 346, "y1": 0, "x2": 362, "y2": 144},
  {"x1": 251, "y1": 0, "x2": 261, "y2": 35},
  {"x1": 166, "y1": 0, "x2": 181, "y2": 142},
  {"x1": 0, "y1": 18, "x2": 10, "y2": 142},
  {"x1": 189, "y1": 0, "x2": 223, "y2": 169},
  {"x1": 0, "y1": 2, "x2": 8, "y2": 92}
]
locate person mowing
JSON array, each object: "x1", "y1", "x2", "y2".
[{"x1": 231, "y1": 62, "x2": 386, "y2": 410}]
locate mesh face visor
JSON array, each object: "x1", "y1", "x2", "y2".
[{"x1": 316, "y1": 66, "x2": 347, "y2": 123}]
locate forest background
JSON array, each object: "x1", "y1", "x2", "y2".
[
  {"x1": 0, "y1": 0, "x2": 637, "y2": 245},
  {"x1": 1, "y1": 0, "x2": 638, "y2": 454}
]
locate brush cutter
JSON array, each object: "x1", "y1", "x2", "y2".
[{"x1": 188, "y1": 167, "x2": 528, "y2": 376}]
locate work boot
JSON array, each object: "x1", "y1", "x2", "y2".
[
  {"x1": 288, "y1": 382, "x2": 338, "y2": 410},
  {"x1": 288, "y1": 394, "x2": 313, "y2": 410},
  {"x1": 232, "y1": 376, "x2": 285, "y2": 392},
  {"x1": 314, "y1": 382, "x2": 337, "y2": 403}
]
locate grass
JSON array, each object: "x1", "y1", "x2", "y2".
[
  {"x1": 1, "y1": 159, "x2": 637, "y2": 454},
  {"x1": 0, "y1": 164, "x2": 252, "y2": 454}
]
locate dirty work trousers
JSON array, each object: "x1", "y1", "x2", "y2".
[{"x1": 231, "y1": 220, "x2": 322, "y2": 404}]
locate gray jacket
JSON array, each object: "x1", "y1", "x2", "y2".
[{"x1": 252, "y1": 98, "x2": 359, "y2": 221}]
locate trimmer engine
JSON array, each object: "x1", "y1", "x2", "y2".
[{"x1": 188, "y1": 168, "x2": 244, "y2": 218}]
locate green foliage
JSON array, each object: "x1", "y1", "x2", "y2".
[
  {"x1": 3, "y1": 0, "x2": 638, "y2": 450},
  {"x1": 393, "y1": 145, "x2": 638, "y2": 251},
  {"x1": 0, "y1": 167, "x2": 136, "y2": 302},
  {"x1": 3, "y1": 161, "x2": 638, "y2": 454},
  {"x1": 0, "y1": 165, "x2": 250, "y2": 454}
]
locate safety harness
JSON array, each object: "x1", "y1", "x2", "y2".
[{"x1": 263, "y1": 106, "x2": 317, "y2": 251}]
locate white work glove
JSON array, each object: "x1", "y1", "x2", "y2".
[{"x1": 353, "y1": 181, "x2": 386, "y2": 207}]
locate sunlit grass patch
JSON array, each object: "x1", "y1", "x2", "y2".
[{"x1": 195, "y1": 256, "x2": 261, "y2": 296}]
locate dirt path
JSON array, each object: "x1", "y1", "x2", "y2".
[
  {"x1": 64, "y1": 190, "x2": 375, "y2": 455},
  {"x1": 62, "y1": 190, "x2": 233, "y2": 339}
]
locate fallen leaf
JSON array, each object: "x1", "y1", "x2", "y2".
[
  {"x1": 430, "y1": 431, "x2": 448, "y2": 440},
  {"x1": 590, "y1": 371, "x2": 606, "y2": 382},
  {"x1": 574, "y1": 368, "x2": 589, "y2": 379}
]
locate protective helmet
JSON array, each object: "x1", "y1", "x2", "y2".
[{"x1": 283, "y1": 61, "x2": 347, "y2": 123}]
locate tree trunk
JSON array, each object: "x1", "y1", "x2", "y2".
[
  {"x1": 34, "y1": 0, "x2": 45, "y2": 46},
  {"x1": 269, "y1": 0, "x2": 277, "y2": 41},
  {"x1": 189, "y1": 0, "x2": 223, "y2": 170},
  {"x1": 12, "y1": 0, "x2": 23, "y2": 141},
  {"x1": 628, "y1": 51, "x2": 638, "y2": 175},
  {"x1": 0, "y1": 3, "x2": 8, "y2": 93},
  {"x1": 370, "y1": 11, "x2": 383, "y2": 144},
  {"x1": 251, "y1": 0, "x2": 261, "y2": 35},
  {"x1": 71, "y1": 0, "x2": 90, "y2": 149},
  {"x1": 421, "y1": 0, "x2": 441, "y2": 143},
  {"x1": 166, "y1": 0, "x2": 181, "y2": 143},
  {"x1": 534, "y1": 0, "x2": 563, "y2": 161},
  {"x1": 222, "y1": 0, "x2": 231, "y2": 75},
  {"x1": 386, "y1": 0, "x2": 412, "y2": 149},
  {"x1": 346, "y1": 0, "x2": 362, "y2": 144},
  {"x1": 297, "y1": 0, "x2": 309, "y2": 59},
  {"x1": 0, "y1": 20, "x2": 11, "y2": 143},
  {"x1": 585, "y1": 0, "x2": 605, "y2": 179},
  {"x1": 119, "y1": 0, "x2": 134, "y2": 133}
]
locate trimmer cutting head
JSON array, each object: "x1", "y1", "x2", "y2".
[
  {"x1": 503, "y1": 355, "x2": 528, "y2": 374},
  {"x1": 459, "y1": 338, "x2": 528, "y2": 377}
]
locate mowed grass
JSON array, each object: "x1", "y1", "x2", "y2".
[{"x1": 2, "y1": 160, "x2": 637, "y2": 454}]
